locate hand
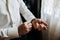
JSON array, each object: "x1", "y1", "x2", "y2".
[
  {"x1": 32, "y1": 19, "x2": 48, "y2": 31},
  {"x1": 18, "y1": 22, "x2": 32, "y2": 36}
]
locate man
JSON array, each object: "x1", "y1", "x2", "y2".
[{"x1": 0, "y1": 0, "x2": 48, "y2": 40}]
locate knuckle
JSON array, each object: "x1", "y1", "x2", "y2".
[{"x1": 26, "y1": 29, "x2": 30, "y2": 32}]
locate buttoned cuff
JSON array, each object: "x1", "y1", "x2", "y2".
[{"x1": 8, "y1": 27, "x2": 19, "y2": 38}]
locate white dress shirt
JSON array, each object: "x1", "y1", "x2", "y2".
[{"x1": 0, "y1": 0, "x2": 35, "y2": 39}]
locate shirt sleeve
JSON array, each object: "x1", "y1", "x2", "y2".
[
  {"x1": 0, "y1": 13, "x2": 19, "y2": 39},
  {"x1": 19, "y1": 0, "x2": 36, "y2": 22},
  {"x1": 0, "y1": 27, "x2": 19, "y2": 39},
  {"x1": 7, "y1": 27, "x2": 19, "y2": 38}
]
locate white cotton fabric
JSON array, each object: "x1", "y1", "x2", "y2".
[{"x1": 0, "y1": 0, "x2": 35, "y2": 39}]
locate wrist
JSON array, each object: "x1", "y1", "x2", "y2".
[{"x1": 31, "y1": 18, "x2": 36, "y2": 23}]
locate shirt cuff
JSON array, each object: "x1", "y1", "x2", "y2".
[{"x1": 8, "y1": 27, "x2": 19, "y2": 38}]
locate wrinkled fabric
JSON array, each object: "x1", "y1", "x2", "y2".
[
  {"x1": 41, "y1": 0, "x2": 60, "y2": 40},
  {"x1": 0, "y1": 0, "x2": 35, "y2": 40}
]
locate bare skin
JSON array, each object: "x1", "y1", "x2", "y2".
[{"x1": 18, "y1": 19, "x2": 48, "y2": 36}]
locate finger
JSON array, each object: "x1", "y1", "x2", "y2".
[
  {"x1": 33, "y1": 23, "x2": 39, "y2": 29},
  {"x1": 40, "y1": 20, "x2": 48, "y2": 26},
  {"x1": 41, "y1": 24, "x2": 48, "y2": 29},
  {"x1": 26, "y1": 28, "x2": 31, "y2": 32},
  {"x1": 27, "y1": 23, "x2": 32, "y2": 29},
  {"x1": 25, "y1": 26, "x2": 32, "y2": 34},
  {"x1": 37, "y1": 24, "x2": 42, "y2": 31},
  {"x1": 28, "y1": 23, "x2": 32, "y2": 26},
  {"x1": 37, "y1": 24, "x2": 47, "y2": 31},
  {"x1": 24, "y1": 22, "x2": 31, "y2": 28},
  {"x1": 40, "y1": 24, "x2": 48, "y2": 30},
  {"x1": 42, "y1": 26, "x2": 47, "y2": 30},
  {"x1": 35, "y1": 19, "x2": 48, "y2": 26},
  {"x1": 22, "y1": 26, "x2": 31, "y2": 35},
  {"x1": 25, "y1": 22, "x2": 32, "y2": 31},
  {"x1": 41, "y1": 21, "x2": 48, "y2": 26},
  {"x1": 32, "y1": 21, "x2": 38, "y2": 29},
  {"x1": 28, "y1": 25, "x2": 32, "y2": 30}
]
